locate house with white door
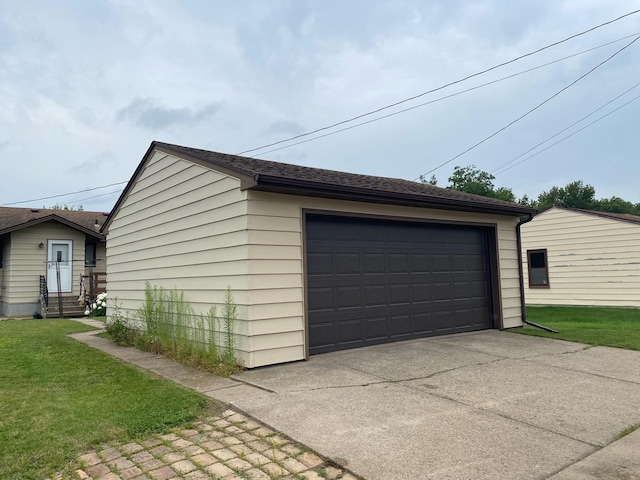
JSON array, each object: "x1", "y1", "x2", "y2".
[
  {"x1": 102, "y1": 141, "x2": 536, "y2": 368},
  {"x1": 0, "y1": 207, "x2": 107, "y2": 317}
]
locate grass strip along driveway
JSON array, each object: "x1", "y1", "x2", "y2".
[
  {"x1": 515, "y1": 306, "x2": 640, "y2": 350},
  {"x1": 0, "y1": 319, "x2": 208, "y2": 480}
]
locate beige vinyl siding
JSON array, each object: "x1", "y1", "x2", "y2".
[
  {"x1": 0, "y1": 237, "x2": 9, "y2": 309},
  {"x1": 8, "y1": 222, "x2": 85, "y2": 304},
  {"x1": 106, "y1": 149, "x2": 525, "y2": 368},
  {"x1": 521, "y1": 207, "x2": 640, "y2": 307},
  {"x1": 244, "y1": 190, "x2": 523, "y2": 367},
  {"x1": 106, "y1": 151, "x2": 253, "y2": 365}
]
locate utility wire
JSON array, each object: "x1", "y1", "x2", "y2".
[
  {"x1": 254, "y1": 34, "x2": 640, "y2": 157},
  {"x1": 2, "y1": 181, "x2": 128, "y2": 206},
  {"x1": 491, "y1": 80, "x2": 640, "y2": 175},
  {"x1": 494, "y1": 93, "x2": 640, "y2": 175},
  {"x1": 5, "y1": 16, "x2": 640, "y2": 208},
  {"x1": 66, "y1": 189, "x2": 125, "y2": 205},
  {"x1": 415, "y1": 35, "x2": 640, "y2": 179},
  {"x1": 236, "y1": 9, "x2": 640, "y2": 157}
]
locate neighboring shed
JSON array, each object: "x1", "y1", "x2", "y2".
[
  {"x1": 102, "y1": 141, "x2": 536, "y2": 368},
  {"x1": 521, "y1": 206, "x2": 640, "y2": 307},
  {"x1": 0, "y1": 207, "x2": 108, "y2": 317}
]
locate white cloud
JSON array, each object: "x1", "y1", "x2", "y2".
[
  {"x1": 0, "y1": 0, "x2": 639, "y2": 211},
  {"x1": 116, "y1": 98, "x2": 222, "y2": 130}
]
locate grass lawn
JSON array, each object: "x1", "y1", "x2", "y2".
[
  {"x1": 0, "y1": 319, "x2": 209, "y2": 480},
  {"x1": 514, "y1": 306, "x2": 640, "y2": 350}
]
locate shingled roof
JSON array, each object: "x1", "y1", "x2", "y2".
[
  {"x1": 0, "y1": 207, "x2": 108, "y2": 239},
  {"x1": 104, "y1": 141, "x2": 536, "y2": 231},
  {"x1": 551, "y1": 206, "x2": 640, "y2": 226}
]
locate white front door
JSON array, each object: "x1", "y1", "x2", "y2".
[{"x1": 47, "y1": 240, "x2": 72, "y2": 293}]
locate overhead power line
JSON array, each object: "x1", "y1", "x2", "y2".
[
  {"x1": 2, "y1": 181, "x2": 128, "y2": 206},
  {"x1": 236, "y1": 9, "x2": 640, "y2": 157},
  {"x1": 5, "y1": 13, "x2": 640, "y2": 209},
  {"x1": 68, "y1": 189, "x2": 125, "y2": 205},
  {"x1": 493, "y1": 93, "x2": 640, "y2": 175},
  {"x1": 491, "y1": 80, "x2": 640, "y2": 175},
  {"x1": 414, "y1": 35, "x2": 640, "y2": 179},
  {"x1": 254, "y1": 33, "x2": 640, "y2": 157}
]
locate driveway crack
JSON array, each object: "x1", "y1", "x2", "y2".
[{"x1": 398, "y1": 380, "x2": 602, "y2": 449}]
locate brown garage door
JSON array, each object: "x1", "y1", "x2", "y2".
[{"x1": 306, "y1": 214, "x2": 494, "y2": 355}]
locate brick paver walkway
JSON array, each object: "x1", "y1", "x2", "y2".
[{"x1": 56, "y1": 409, "x2": 359, "y2": 480}]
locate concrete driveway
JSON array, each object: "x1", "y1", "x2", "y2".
[{"x1": 212, "y1": 331, "x2": 640, "y2": 480}]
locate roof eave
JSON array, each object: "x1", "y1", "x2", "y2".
[
  {"x1": 251, "y1": 175, "x2": 537, "y2": 216},
  {"x1": 102, "y1": 141, "x2": 258, "y2": 234},
  {"x1": 0, "y1": 214, "x2": 105, "y2": 239}
]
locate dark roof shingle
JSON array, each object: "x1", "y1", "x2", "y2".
[
  {"x1": 0, "y1": 207, "x2": 108, "y2": 238},
  {"x1": 153, "y1": 142, "x2": 536, "y2": 216},
  {"x1": 558, "y1": 206, "x2": 640, "y2": 226}
]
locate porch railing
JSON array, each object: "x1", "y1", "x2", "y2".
[
  {"x1": 80, "y1": 269, "x2": 107, "y2": 308},
  {"x1": 39, "y1": 275, "x2": 49, "y2": 308}
]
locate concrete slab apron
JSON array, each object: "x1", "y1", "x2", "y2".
[{"x1": 223, "y1": 331, "x2": 640, "y2": 480}]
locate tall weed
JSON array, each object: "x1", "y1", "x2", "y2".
[{"x1": 133, "y1": 283, "x2": 240, "y2": 375}]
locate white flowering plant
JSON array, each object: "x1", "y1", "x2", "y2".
[{"x1": 85, "y1": 292, "x2": 107, "y2": 317}]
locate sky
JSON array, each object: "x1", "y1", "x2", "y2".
[{"x1": 1, "y1": 0, "x2": 639, "y2": 213}]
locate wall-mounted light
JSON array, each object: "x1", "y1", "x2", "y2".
[{"x1": 38, "y1": 242, "x2": 44, "y2": 249}]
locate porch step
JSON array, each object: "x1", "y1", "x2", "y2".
[{"x1": 43, "y1": 296, "x2": 87, "y2": 318}]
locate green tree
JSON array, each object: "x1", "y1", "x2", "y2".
[
  {"x1": 419, "y1": 174, "x2": 438, "y2": 186},
  {"x1": 443, "y1": 165, "x2": 517, "y2": 202},
  {"x1": 493, "y1": 187, "x2": 516, "y2": 203},
  {"x1": 536, "y1": 181, "x2": 596, "y2": 210},
  {"x1": 45, "y1": 203, "x2": 84, "y2": 211},
  {"x1": 447, "y1": 165, "x2": 496, "y2": 197},
  {"x1": 594, "y1": 196, "x2": 640, "y2": 215}
]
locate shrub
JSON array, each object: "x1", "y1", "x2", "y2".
[
  {"x1": 85, "y1": 292, "x2": 107, "y2": 317},
  {"x1": 105, "y1": 300, "x2": 136, "y2": 346}
]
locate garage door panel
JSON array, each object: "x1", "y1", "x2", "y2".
[
  {"x1": 388, "y1": 284, "x2": 411, "y2": 305},
  {"x1": 413, "y1": 311, "x2": 434, "y2": 334},
  {"x1": 388, "y1": 253, "x2": 409, "y2": 272},
  {"x1": 309, "y1": 322, "x2": 334, "y2": 349},
  {"x1": 308, "y1": 287, "x2": 333, "y2": 311},
  {"x1": 412, "y1": 283, "x2": 432, "y2": 303},
  {"x1": 307, "y1": 215, "x2": 493, "y2": 355},
  {"x1": 410, "y1": 253, "x2": 431, "y2": 272},
  {"x1": 453, "y1": 281, "x2": 470, "y2": 299},
  {"x1": 432, "y1": 310, "x2": 456, "y2": 332},
  {"x1": 452, "y1": 254, "x2": 469, "y2": 271},
  {"x1": 363, "y1": 253, "x2": 385, "y2": 273},
  {"x1": 364, "y1": 316, "x2": 388, "y2": 341},
  {"x1": 432, "y1": 282, "x2": 452, "y2": 301},
  {"x1": 336, "y1": 319, "x2": 362, "y2": 343},
  {"x1": 389, "y1": 314, "x2": 412, "y2": 338},
  {"x1": 307, "y1": 252, "x2": 333, "y2": 275},
  {"x1": 335, "y1": 286, "x2": 361, "y2": 309},
  {"x1": 335, "y1": 253, "x2": 360, "y2": 274},
  {"x1": 363, "y1": 285, "x2": 386, "y2": 306},
  {"x1": 432, "y1": 254, "x2": 451, "y2": 272},
  {"x1": 469, "y1": 254, "x2": 486, "y2": 271},
  {"x1": 471, "y1": 280, "x2": 488, "y2": 298}
]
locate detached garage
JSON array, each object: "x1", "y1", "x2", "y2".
[{"x1": 103, "y1": 141, "x2": 535, "y2": 368}]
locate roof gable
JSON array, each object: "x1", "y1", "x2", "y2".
[
  {"x1": 538, "y1": 206, "x2": 640, "y2": 227},
  {"x1": 103, "y1": 141, "x2": 537, "y2": 232},
  {"x1": 0, "y1": 207, "x2": 108, "y2": 239}
]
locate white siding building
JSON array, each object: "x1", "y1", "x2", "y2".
[
  {"x1": 103, "y1": 142, "x2": 536, "y2": 368},
  {"x1": 521, "y1": 206, "x2": 640, "y2": 308}
]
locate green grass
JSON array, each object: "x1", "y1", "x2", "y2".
[
  {"x1": 0, "y1": 319, "x2": 209, "y2": 480},
  {"x1": 514, "y1": 306, "x2": 640, "y2": 350}
]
